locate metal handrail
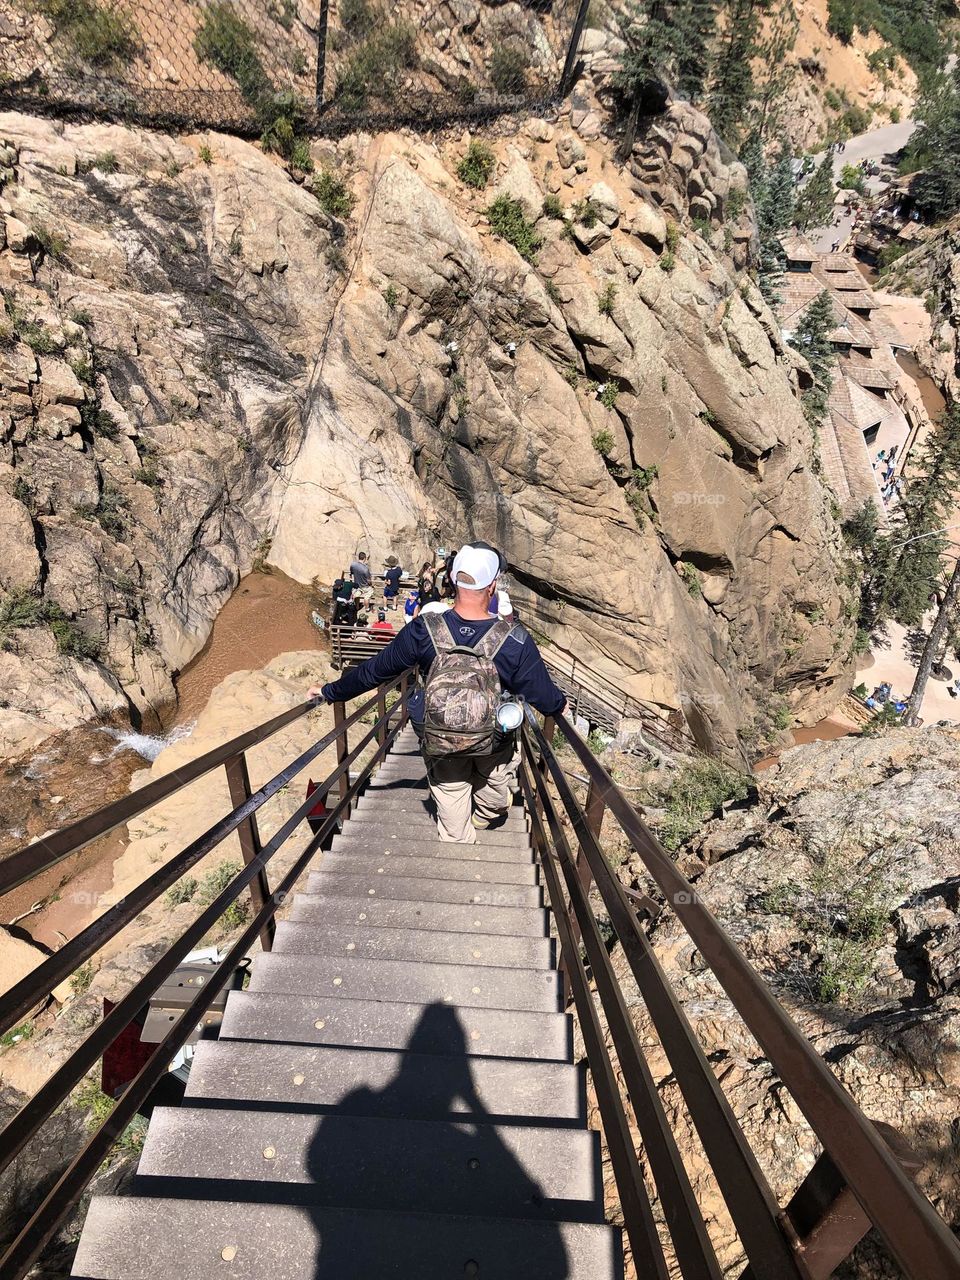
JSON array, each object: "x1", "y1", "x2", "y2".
[
  {"x1": 520, "y1": 709, "x2": 960, "y2": 1280},
  {"x1": 0, "y1": 673, "x2": 412, "y2": 1280},
  {"x1": 0, "y1": 697, "x2": 323, "y2": 899}
]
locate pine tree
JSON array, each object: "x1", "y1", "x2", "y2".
[
  {"x1": 787, "y1": 291, "x2": 836, "y2": 428},
  {"x1": 910, "y1": 63, "x2": 960, "y2": 222},
  {"x1": 613, "y1": 1, "x2": 718, "y2": 158},
  {"x1": 794, "y1": 154, "x2": 836, "y2": 232},
  {"x1": 905, "y1": 557, "x2": 960, "y2": 725},
  {"x1": 743, "y1": 133, "x2": 795, "y2": 304},
  {"x1": 873, "y1": 403, "x2": 960, "y2": 628},
  {"x1": 751, "y1": 0, "x2": 800, "y2": 141},
  {"x1": 709, "y1": 0, "x2": 760, "y2": 147},
  {"x1": 673, "y1": 0, "x2": 719, "y2": 101}
]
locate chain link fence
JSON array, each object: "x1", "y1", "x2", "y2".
[{"x1": 0, "y1": 0, "x2": 586, "y2": 136}]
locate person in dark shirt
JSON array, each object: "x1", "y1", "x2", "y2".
[
  {"x1": 310, "y1": 546, "x2": 565, "y2": 842},
  {"x1": 382, "y1": 556, "x2": 403, "y2": 611}
]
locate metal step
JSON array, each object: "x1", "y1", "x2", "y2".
[
  {"x1": 273, "y1": 921, "x2": 554, "y2": 970},
  {"x1": 299, "y1": 874, "x2": 541, "y2": 910},
  {"x1": 289, "y1": 893, "x2": 548, "y2": 938},
  {"x1": 344, "y1": 818, "x2": 530, "y2": 849},
  {"x1": 74, "y1": 1196, "x2": 623, "y2": 1279},
  {"x1": 330, "y1": 832, "x2": 535, "y2": 863},
  {"x1": 351, "y1": 802, "x2": 528, "y2": 829},
  {"x1": 185, "y1": 1040, "x2": 586, "y2": 1123},
  {"x1": 247, "y1": 952, "x2": 561, "y2": 1013},
  {"x1": 219, "y1": 991, "x2": 572, "y2": 1061},
  {"x1": 312, "y1": 852, "x2": 538, "y2": 886},
  {"x1": 134, "y1": 1107, "x2": 603, "y2": 1222}
]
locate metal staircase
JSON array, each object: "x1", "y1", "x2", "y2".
[
  {"x1": 70, "y1": 725, "x2": 623, "y2": 1279},
  {"x1": 3, "y1": 676, "x2": 958, "y2": 1280}
]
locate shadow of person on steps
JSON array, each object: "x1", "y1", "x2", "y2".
[{"x1": 305, "y1": 1002, "x2": 570, "y2": 1277}]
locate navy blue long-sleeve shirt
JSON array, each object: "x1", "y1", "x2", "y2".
[{"x1": 321, "y1": 613, "x2": 566, "y2": 720}]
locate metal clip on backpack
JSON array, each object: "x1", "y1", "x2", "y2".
[{"x1": 421, "y1": 613, "x2": 513, "y2": 757}]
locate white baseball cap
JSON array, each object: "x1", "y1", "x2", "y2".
[{"x1": 451, "y1": 545, "x2": 500, "y2": 590}]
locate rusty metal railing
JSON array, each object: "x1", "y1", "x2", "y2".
[
  {"x1": 520, "y1": 708, "x2": 960, "y2": 1280},
  {"x1": 0, "y1": 671, "x2": 412, "y2": 1280}
]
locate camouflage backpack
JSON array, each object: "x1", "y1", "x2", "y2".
[{"x1": 421, "y1": 613, "x2": 512, "y2": 757}]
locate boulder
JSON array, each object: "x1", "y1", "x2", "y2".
[
  {"x1": 587, "y1": 180, "x2": 619, "y2": 227},
  {"x1": 556, "y1": 133, "x2": 585, "y2": 170}
]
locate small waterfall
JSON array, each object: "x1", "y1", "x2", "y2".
[{"x1": 99, "y1": 721, "x2": 196, "y2": 762}]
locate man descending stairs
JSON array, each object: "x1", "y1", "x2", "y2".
[{"x1": 72, "y1": 726, "x2": 624, "y2": 1279}]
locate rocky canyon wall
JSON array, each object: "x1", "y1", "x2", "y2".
[{"x1": 0, "y1": 93, "x2": 856, "y2": 762}]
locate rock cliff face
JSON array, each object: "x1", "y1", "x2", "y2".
[
  {"x1": 611, "y1": 726, "x2": 960, "y2": 1277},
  {"x1": 0, "y1": 98, "x2": 855, "y2": 762}
]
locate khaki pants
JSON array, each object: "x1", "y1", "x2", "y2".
[{"x1": 426, "y1": 746, "x2": 514, "y2": 843}]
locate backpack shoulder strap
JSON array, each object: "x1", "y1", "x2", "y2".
[
  {"x1": 476, "y1": 618, "x2": 513, "y2": 661},
  {"x1": 423, "y1": 611, "x2": 455, "y2": 656}
]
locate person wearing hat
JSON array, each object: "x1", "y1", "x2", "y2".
[
  {"x1": 382, "y1": 555, "x2": 403, "y2": 611},
  {"x1": 310, "y1": 544, "x2": 565, "y2": 843}
]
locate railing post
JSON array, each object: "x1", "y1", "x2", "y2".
[
  {"x1": 333, "y1": 699, "x2": 352, "y2": 817},
  {"x1": 749, "y1": 1122, "x2": 925, "y2": 1280},
  {"x1": 398, "y1": 671, "x2": 410, "y2": 728},
  {"x1": 376, "y1": 686, "x2": 389, "y2": 748},
  {"x1": 223, "y1": 752, "x2": 275, "y2": 952}
]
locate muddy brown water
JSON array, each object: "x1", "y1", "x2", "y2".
[
  {"x1": 754, "y1": 717, "x2": 854, "y2": 772},
  {"x1": 1, "y1": 571, "x2": 326, "y2": 948},
  {"x1": 896, "y1": 352, "x2": 947, "y2": 423}
]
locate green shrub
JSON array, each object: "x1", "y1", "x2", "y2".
[
  {"x1": 0, "y1": 588, "x2": 100, "y2": 658},
  {"x1": 196, "y1": 860, "x2": 242, "y2": 905},
  {"x1": 542, "y1": 192, "x2": 563, "y2": 219},
  {"x1": 199, "y1": 144, "x2": 213, "y2": 165},
  {"x1": 31, "y1": 221, "x2": 70, "y2": 263},
  {"x1": 38, "y1": 0, "x2": 139, "y2": 66},
  {"x1": 267, "y1": 0, "x2": 295, "y2": 29},
  {"x1": 597, "y1": 282, "x2": 616, "y2": 316},
  {"x1": 340, "y1": 0, "x2": 377, "y2": 39},
  {"x1": 485, "y1": 194, "x2": 541, "y2": 262},
  {"x1": 164, "y1": 876, "x2": 198, "y2": 907},
  {"x1": 591, "y1": 428, "x2": 614, "y2": 454},
  {"x1": 680, "y1": 561, "x2": 702, "y2": 598},
  {"x1": 665, "y1": 222, "x2": 680, "y2": 253},
  {"x1": 457, "y1": 140, "x2": 495, "y2": 190},
  {"x1": 20, "y1": 322, "x2": 63, "y2": 354},
  {"x1": 599, "y1": 382, "x2": 618, "y2": 408},
  {"x1": 490, "y1": 45, "x2": 529, "y2": 94},
  {"x1": 544, "y1": 278, "x2": 562, "y2": 304},
  {"x1": 290, "y1": 139, "x2": 313, "y2": 173},
  {"x1": 0, "y1": 1020, "x2": 34, "y2": 1047},
  {"x1": 312, "y1": 169, "x2": 356, "y2": 218},
  {"x1": 334, "y1": 21, "x2": 418, "y2": 110},
  {"x1": 690, "y1": 215, "x2": 712, "y2": 239},
  {"x1": 839, "y1": 163, "x2": 867, "y2": 194},
  {"x1": 195, "y1": 4, "x2": 269, "y2": 106},
  {"x1": 383, "y1": 282, "x2": 398, "y2": 309},
  {"x1": 71, "y1": 961, "x2": 94, "y2": 995},
  {"x1": 571, "y1": 197, "x2": 599, "y2": 228},
  {"x1": 654, "y1": 757, "x2": 751, "y2": 851},
  {"x1": 889, "y1": 105, "x2": 901, "y2": 124},
  {"x1": 659, "y1": 250, "x2": 676, "y2": 273}
]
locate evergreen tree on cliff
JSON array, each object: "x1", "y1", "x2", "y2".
[
  {"x1": 709, "y1": 0, "x2": 760, "y2": 146},
  {"x1": 786, "y1": 291, "x2": 836, "y2": 429},
  {"x1": 910, "y1": 62, "x2": 960, "y2": 221},
  {"x1": 613, "y1": 1, "x2": 718, "y2": 158},
  {"x1": 874, "y1": 403, "x2": 960, "y2": 629},
  {"x1": 794, "y1": 154, "x2": 836, "y2": 232},
  {"x1": 743, "y1": 134, "x2": 795, "y2": 303}
]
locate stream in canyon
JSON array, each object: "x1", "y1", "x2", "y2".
[{"x1": 0, "y1": 572, "x2": 326, "y2": 949}]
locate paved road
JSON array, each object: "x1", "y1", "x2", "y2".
[{"x1": 807, "y1": 119, "x2": 917, "y2": 252}]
